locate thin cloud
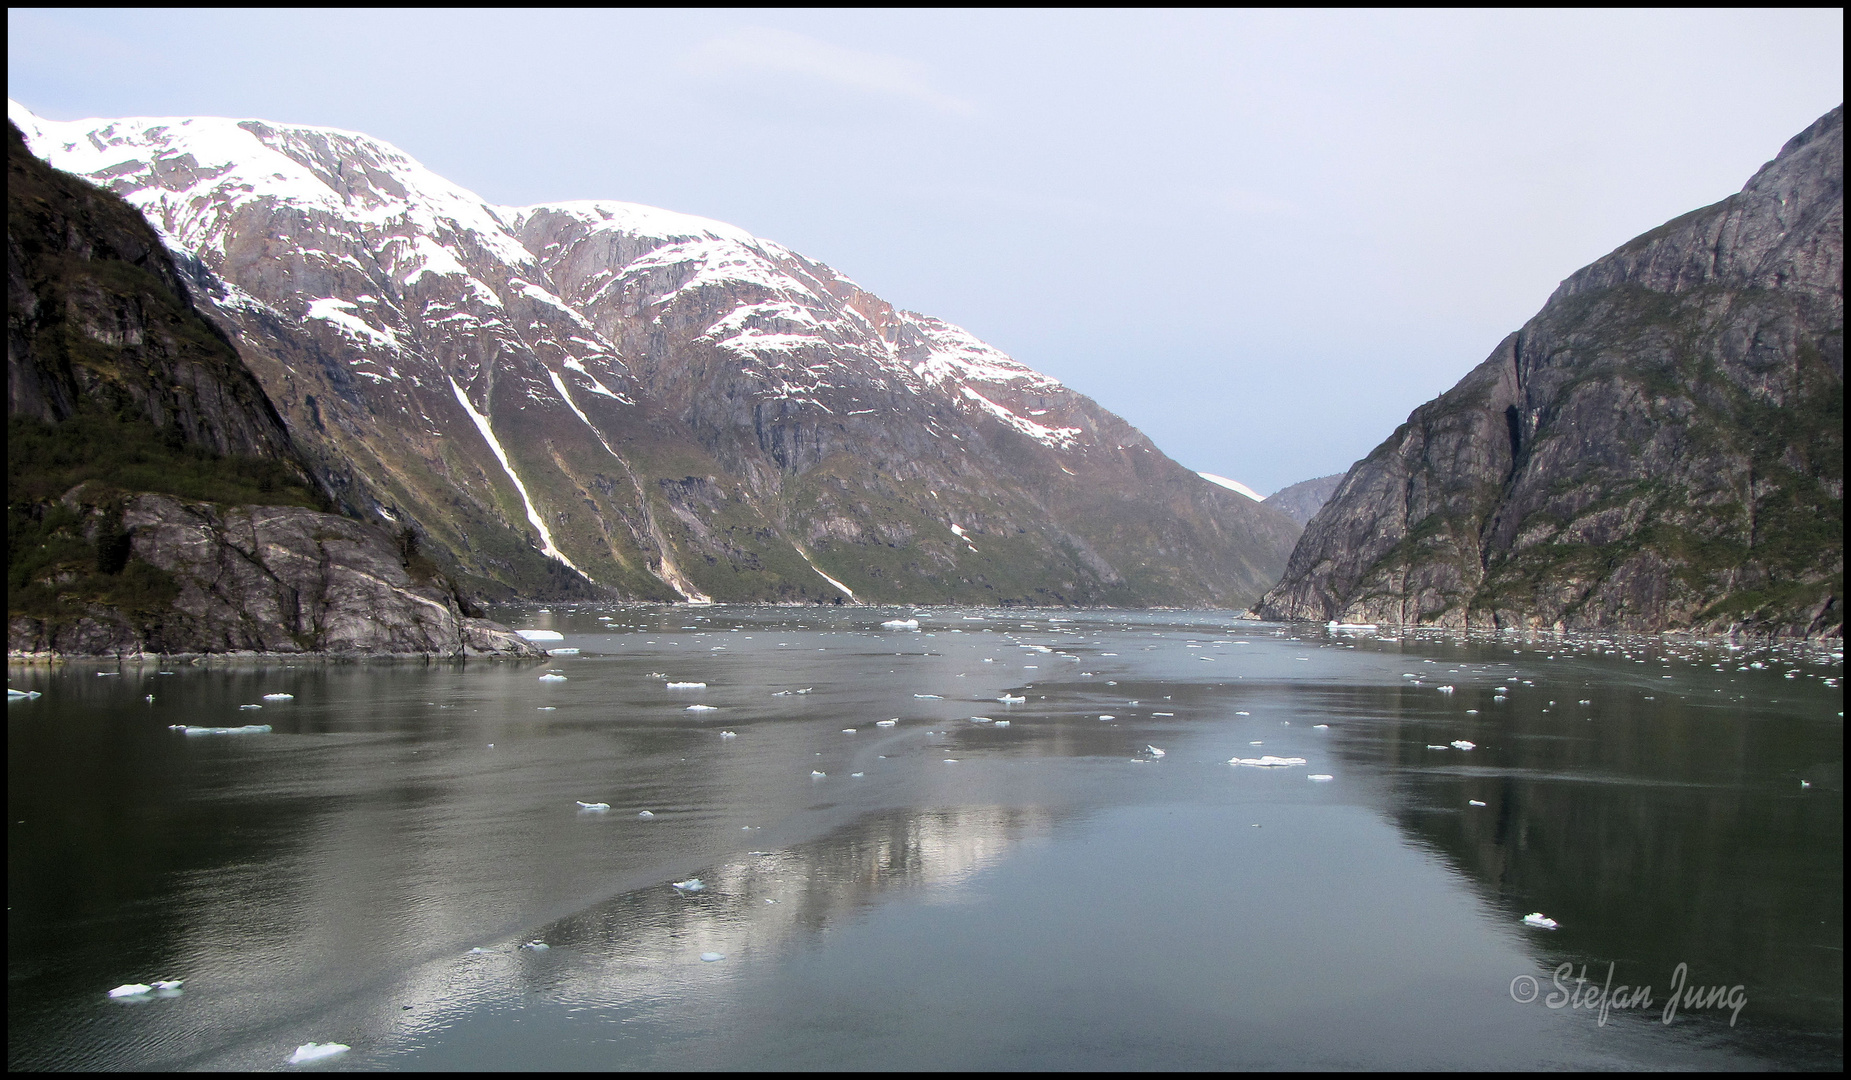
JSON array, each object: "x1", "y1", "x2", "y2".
[{"x1": 683, "y1": 27, "x2": 974, "y2": 115}]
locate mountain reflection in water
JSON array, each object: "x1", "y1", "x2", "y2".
[{"x1": 6, "y1": 609, "x2": 1842, "y2": 1070}]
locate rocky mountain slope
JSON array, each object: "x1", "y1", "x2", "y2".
[
  {"x1": 1259, "y1": 106, "x2": 1842, "y2": 637},
  {"x1": 1262, "y1": 473, "x2": 1343, "y2": 527},
  {"x1": 8, "y1": 119, "x2": 541, "y2": 658},
  {"x1": 9, "y1": 101, "x2": 1298, "y2": 608}
]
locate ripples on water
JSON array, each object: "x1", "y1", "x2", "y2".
[{"x1": 6, "y1": 609, "x2": 1843, "y2": 1069}]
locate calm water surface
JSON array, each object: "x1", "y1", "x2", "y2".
[{"x1": 7, "y1": 608, "x2": 1844, "y2": 1070}]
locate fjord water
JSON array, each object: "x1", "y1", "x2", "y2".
[{"x1": 7, "y1": 610, "x2": 1842, "y2": 1070}]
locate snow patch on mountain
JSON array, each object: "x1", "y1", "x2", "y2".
[{"x1": 1197, "y1": 473, "x2": 1264, "y2": 501}]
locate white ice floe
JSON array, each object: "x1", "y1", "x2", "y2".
[
  {"x1": 1144, "y1": 745, "x2": 1165, "y2": 757},
  {"x1": 1229, "y1": 755, "x2": 1308, "y2": 767},
  {"x1": 842, "y1": 728, "x2": 857, "y2": 734},
  {"x1": 700, "y1": 952, "x2": 726, "y2": 962},
  {"x1": 638, "y1": 810, "x2": 655, "y2": 818},
  {"x1": 548, "y1": 648, "x2": 580, "y2": 656},
  {"x1": 177, "y1": 724, "x2": 272, "y2": 735},
  {"x1": 1522, "y1": 913, "x2": 1559, "y2": 929},
  {"x1": 667, "y1": 681, "x2": 707, "y2": 688},
  {"x1": 1450, "y1": 740, "x2": 1476, "y2": 750},
  {"x1": 998, "y1": 694, "x2": 1026, "y2": 704},
  {"x1": 1469, "y1": 800, "x2": 1488, "y2": 807},
  {"x1": 538, "y1": 674, "x2": 568, "y2": 682},
  {"x1": 1099, "y1": 714, "x2": 1116, "y2": 721},
  {"x1": 1313, "y1": 723, "x2": 1330, "y2": 729},
  {"x1": 239, "y1": 704, "x2": 263, "y2": 710},
  {"x1": 943, "y1": 758, "x2": 959, "y2": 763},
  {"x1": 687, "y1": 704, "x2": 718, "y2": 711},
  {"x1": 811, "y1": 770, "x2": 826, "y2": 778},
  {"x1": 914, "y1": 694, "x2": 942, "y2": 699},
  {"x1": 520, "y1": 941, "x2": 549, "y2": 951},
  {"x1": 671, "y1": 878, "x2": 705, "y2": 892},
  {"x1": 721, "y1": 731, "x2": 738, "y2": 738},
  {"x1": 1308, "y1": 774, "x2": 1334, "y2": 781},
  {"x1": 288, "y1": 1043, "x2": 351, "y2": 1065},
  {"x1": 882, "y1": 619, "x2": 920, "y2": 629},
  {"x1": 1327, "y1": 621, "x2": 1379, "y2": 631},
  {"x1": 1437, "y1": 685, "x2": 1455, "y2": 694},
  {"x1": 994, "y1": 720, "x2": 1010, "y2": 728},
  {"x1": 262, "y1": 693, "x2": 295, "y2": 701},
  {"x1": 108, "y1": 983, "x2": 153, "y2": 998},
  {"x1": 517, "y1": 630, "x2": 565, "y2": 641},
  {"x1": 576, "y1": 801, "x2": 610, "y2": 810},
  {"x1": 970, "y1": 716, "x2": 994, "y2": 724},
  {"x1": 876, "y1": 719, "x2": 898, "y2": 727}
]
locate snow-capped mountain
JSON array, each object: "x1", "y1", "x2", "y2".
[{"x1": 11, "y1": 101, "x2": 1298, "y2": 605}]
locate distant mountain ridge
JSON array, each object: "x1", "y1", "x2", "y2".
[
  {"x1": 1258, "y1": 106, "x2": 1843, "y2": 637},
  {"x1": 10, "y1": 101, "x2": 1299, "y2": 607},
  {"x1": 1262, "y1": 474, "x2": 1343, "y2": 527}
]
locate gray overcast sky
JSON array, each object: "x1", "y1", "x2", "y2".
[{"x1": 9, "y1": 9, "x2": 1843, "y2": 494}]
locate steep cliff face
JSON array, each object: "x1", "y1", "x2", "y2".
[
  {"x1": 1259, "y1": 106, "x2": 1843, "y2": 637},
  {"x1": 7, "y1": 119, "x2": 542, "y2": 658},
  {"x1": 1262, "y1": 473, "x2": 1343, "y2": 527},
  {"x1": 10, "y1": 102, "x2": 1299, "y2": 608}
]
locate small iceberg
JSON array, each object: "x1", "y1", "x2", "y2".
[
  {"x1": 1229, "y1": 755, "x2": 1308, "y2": 767},
  {"x1": 576, "y1": 801, "x2": 610, "y2": 810},
  {"x1": 520, "y1": 940, "x2": 550, "y2": 951},
  {"x1": 1450, "y1": 740, "x2": 1476, "y2": 750},
  {"x1": 687, "y1": 704, "x2": 718, "y2": 711},
  {"x1": 538, "y1": 673, "x2": 568, "y2": 682},
  {"x1": 994, "y1": 720, "x2": 1010, "y2": 728},
  {"x1": 239, "y1": 704, "x2": 263, "y2": 710},
  {"x1": 1308, "y1": 774, "x2": 1334, "y2": 781},
  {"x1": 1469, "y1": 799, "x2": 1488, "y2": 807},
  {"x1": 9, "y1": 688, "x2": 43, "y2": 700},
  {"x1": 876, "y1": 719, "x2": 898, "y2": 727},
  {"x1": 637, "y1": 810, "x2": 655, "y2": 818},
  {"x1": 914, "y1": 694, "x2": 942, "y2": 699},
  {"x1": 1327, "y1": 621, "x2": 1378, "y2": 630},
  {"x1": 1437, "y1": 685, "x2": 1455, "y2": 694},
  {"x1": 811, "y1": 770, "x2": 827, "y2": 778},
  {"x1": 108, "y1": 983, "x2": 153, "y2": 998},
  {"x1": 1312, "y1": 723, "x2": 1330, "y2": 729},
  {"x1": 969, "y1": 716, "x2": 994, "y2": 724},
  {"x1": 998, "y1": 694, "x2": 1026, "y2": 704},
  {"x1": 288, "y1": 1043, "x2": 351, "y2": 1065},
  {"x1": 671, "y1": 878, "x2": 705, "y2": 893},
  {"x1": 548, "y1": 647, "x2": 580, "y2": 656},
  {"x1": 1144, "y1": 745, "x2": 1166, "y2": 757},
  {"x1": 1099, "y1": 714, "x2": 1116, "y2": 721},
  {"x1": 720, "y1": 731, "x2": 738, "y2": 739},
  {"x1": 179, "y1": 724, "x2": 271, "y2": 736},
  {"x1": 1522, "y1": 913, "x2": 1560, "y2": 930},
  {"x1": 262, "y1": 693, "x2": 295, "y2": 701},
  {"x1": 882, "y1": 619, "x2": 920, "y2": 629},
  {"x1": 516, "y1": 630, "x2": 565, "y2": 641},
  {"x1": 667, "y1": 681, "x2": 707, "y2": 689},
  {"x1": 842, "y1": 728, "x2": 857, "y2": 734},
  {"x1": 851, "y1": 771, "x2": 864, "y2": 777},
  {"x1": 700, "y1": 952, "x2": 726, "y2": 962}
]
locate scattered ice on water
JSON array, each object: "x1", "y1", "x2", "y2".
[
  {"x1": 1450, "y1": 740, "x2": 1476, "y2": 750},
  {"x1": 516, "y1": 630, "x2": 564, "y2": 642},
  {"x1": 288, "y1": 1043, "x2": 350, "y2": 1065},
  {"x1": 882, "y1": 619, "x2": 920, "y2": 629},
  {"x1": 1229, "y1": 756, "x2": 1308, "y2": 767},
  {"x1": 667, "y1": 681, "x2": 707, "y2": 689}
]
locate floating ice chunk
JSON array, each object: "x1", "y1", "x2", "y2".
[
  {"x1": 468, "y1": 947, "x2": 493, "y2": 954},
  {"x1": 1800, "y1": 780, "x2": 1811, "y2": 789},
  {"x1": 576, "y1": 801, "x2": 610, "y2": 810},
  {"x1": 914, "y1": 694, "x2": 942, "y2": 699},
  {"x1": 876, "y1": 719, "x2": 898, "y2": 727},
  {"x1": 1229, "y1": 756, "x2": 1308, "y2": 767},
  {"x1": 969, "y1": 716, "x2": 993, "y2": 724},
  {"x1": 671, "y1": 878, "x2": 705, "y2": 892},
  {"x1": 262, "y1": 693, "x2": 295, "y2": 701},
  {"x1": 1469, "y1": 800, "x2": 1488, "y2": 807},
  {"x1": 1313, "y1": 723, "x2": 1330, "y2": 729},
  {"x1": 1327, "y1": 621, "x2": 1378, "y2": 630},
  {"x1": 1577, "y1": 699, "x2": 1592, "y2": 705},
  {"x1": 1235, "y1": 711, "x2": 1251, "y2": 716},
  {"x1": 520, "y1": 940, "x2": 549, "y2": 951},
  {"x1": 1522, "y1": 913, "x2": 1559, "y2": 930},
  {"x1": 538, "y1": 674, "x2": 567, "y2": 682},
  {"x1": 637, "y1": 810, "x2": 655, "y2": 818},
  {"x1": 720, "y1": 731, "x2": 738, "y2": 739},
  {"x1": 700, "y1": 952, "x2": 726, "y2": 962},
  {"x1": 1437, "y1": 685, "x2": 1455, "y2": 694},
  {"x1": 1465, "y1": 709, "x2": 1479, "y2": 715},
  {"x1": 667, "y1": 681, "x2": 707, "y2": 689},
  {"x1": 1153, "y1": 711, "x2": 1175, "y2": 717},
  {"x1": 811, "y1": 770, "x2": 826, "y2": 778},
  {"x1": 994, "y1": 720, "x2": 1010, "y2": 728},
  {"x1": 180, "y1": 724, "x2": 271, "y2": 735},
  {"x1": 239, "y1": 704, "x2": 263, "y2": 710},
  {"x1": 1427, "y1": 744, "x2": 1449, "y2": 750},
  {"x1": 795, "y1": 688, "x2": 813, "y2": 694},
  {"x1": 153, "y1": 979, "x2": 184, "y2": 990},
  {"x1": 548, "y1": 648, "x2": 580, "y2": 656},
  {"x1": 8, "y1": 688, "x2": 42, "y2": 699},
  {"x1": 288, "y1": 1043, "x2": 350, "y2": 1065},
  {"x1": 943, "y1": 758, "x2": 959, "y2": 763},
  {"x1": 1099, "y1": 714, "x2": 1116, "y2": 721},
  {"x1": 1144, "y1": 745, "x2": 1165, "y2": 757},
  {"x1": 851, "y1": 771, "x2": 864, "y2": 777},
  {"x1": 1308, "y1": 774, "x2": 1334, "y2": 781},
  {"x1": 1450, "y1": 740, "x2": 1476, "y2": 750},
  {"x1": 687, "y1": 704, "x2": 718, "y2": 711},
  {"x1": 517, "y1": 630, "x2": 565, "y2": 642},
  {"x1": 842, "y1": 728, "x2": 857, "y2": 734},
  {"x1": 109, "y1": 983, "x2": 153, "y2": 998},
  {"x1": 882, "y1": 619, "x2": 920, "y2": 629}
]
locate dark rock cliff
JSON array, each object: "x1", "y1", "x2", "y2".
[
  {"x1": 1258, "y1": 106, "x2": 1843, "y2": 638},
  {"x1": 1262, "y1": 473, "x2": 1344, "y2": 527},
  {"x1": 7, "y1": 120, "x2": 542, "y2": 658}
]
